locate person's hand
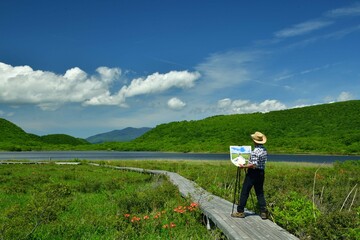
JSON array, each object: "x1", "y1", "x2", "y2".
[{"x1": 239, "y1": 164, "x2": 245, "y2": 168}]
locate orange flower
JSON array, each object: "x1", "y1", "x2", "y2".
[
  {"x1": 124, "y1": 213, "x2": 130, "y2": 218},
  {"x1": 143, "y1": 215, "x2": 149, "y2": 220},
  {"x1": 131, "y1": 216, "x2": 141, "y2": 222},
  {"x1": 174, "y1": 206, "x2": 186, "y2": 213},
  {"x1": 190, "y1": 202, "x2": 199, "y2": 208},
  {"x1": 170, "y1": 222, "x2": 176, "y2": 228},
  {"x1": 163, "y1": 224, "x2": 169, "y2": 229}
]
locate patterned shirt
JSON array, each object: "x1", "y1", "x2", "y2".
[{"x1": 249, "y1": 145, "x2": 268, "y2": 170}]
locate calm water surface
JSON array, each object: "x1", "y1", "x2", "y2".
[{"x1": 0, "y1": 151, "x2": 359, "y2": 163}]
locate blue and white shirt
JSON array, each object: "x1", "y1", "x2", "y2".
[{"x1": 249, "y1": 145, "x2": 268, "y2": 170}]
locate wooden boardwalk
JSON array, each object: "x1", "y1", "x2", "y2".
[{"x1": 94, "y1": 164, "x2": 299, "y2": 240}]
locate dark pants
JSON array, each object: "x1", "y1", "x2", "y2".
[{"x1": 237, "y1": 168, "x2": 267, "y2": 212}]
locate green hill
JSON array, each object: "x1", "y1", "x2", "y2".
[
  {"x1": 0, "y1": 118, "x2": 89, "y2": 151},
  {"x1": 40, "y1": 134, "x2": 89, "y2": 146},
  {"x1": 0, "y1": 118, "x2": 32, "y2": 143},
  {"x1": 124, "y1": 100, "x2": 360, "y2": 154}
]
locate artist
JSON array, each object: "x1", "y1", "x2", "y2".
[{"x1": 231, "y1": 131, "x2": 268, "y2": 219}]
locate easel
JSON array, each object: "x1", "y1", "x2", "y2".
[{"x1": 231, "y1": 167, "x2": 255, "y2": 214}]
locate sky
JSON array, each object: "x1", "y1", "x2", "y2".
[{"x1": 1, "y1": 0, "x2": 360, "y2": 138}]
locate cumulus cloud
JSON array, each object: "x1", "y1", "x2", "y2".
[
  {"x1": 167, "y1": 97, "x2": 186, "y2": 110},
  {"x1": 0, "y1": 62, "x2": 200, "y2": 110},
  {"x1": 0, "y1": 62, "x2": 121, "y2": 110},
  {"x1": 84, "y1": 70, "x2": 200, "y2": 106},
  {"x1": 216, "y1": 98, "x2": 286, "y2": 114}
]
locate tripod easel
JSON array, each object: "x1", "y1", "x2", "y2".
[{"x1": 231, "y1": 167, "x2": 256, "y2": 214}]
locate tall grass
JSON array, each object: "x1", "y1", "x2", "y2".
[
  {"x1": 0, "y1": 163, "x2": 221, "y2": 239},
  {"x1": 104, "y1": 159, "x2": 359, "y2": 240}
]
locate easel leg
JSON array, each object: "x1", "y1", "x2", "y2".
[{"x1": 232, "y1": 167, "x2": 241, "y2": 214}]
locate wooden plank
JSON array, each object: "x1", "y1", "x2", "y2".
[{"x1": 112, "y1": 165, "x2": 299, "y2": 240}]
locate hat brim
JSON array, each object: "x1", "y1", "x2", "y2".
[{"x1": 251, "y1": 134, "x2": 267, "y2": 144}]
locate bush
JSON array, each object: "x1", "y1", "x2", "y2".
[{"x1": 270, "y1": 191, "x2": 320, "y2": 237}]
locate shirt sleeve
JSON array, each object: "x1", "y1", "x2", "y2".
[{"x1": 249, "y1": 150, "x2": 259, "y2": 166}]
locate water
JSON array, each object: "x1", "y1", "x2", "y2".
[{"x1": 0, "y1": 151, "x2": 359, "y2": 163}]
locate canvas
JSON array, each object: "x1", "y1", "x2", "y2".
[{"x1": 229, "y1": 146, "x2": 251, "y2": 166}]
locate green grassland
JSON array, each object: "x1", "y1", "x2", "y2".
[
  {"x1": 104, "y1": 159, "x2": 359, "y2": 240},
  {"x1": 1, "y1": 160, "x2": 359, "y2": 239},
  {"x1": 1, "y1": 100, "x2": 360, "y2": 154},
  {"x1": 0, "y1": 163, "x2": 221, "y2": 239}
]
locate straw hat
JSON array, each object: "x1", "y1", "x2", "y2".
[{"x1": 251, "y1": 131, "x2": 267, "y2": 144}]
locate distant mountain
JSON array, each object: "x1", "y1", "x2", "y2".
[{"x1": 86, "y1": 127, "x2": 152, "y2": 143}]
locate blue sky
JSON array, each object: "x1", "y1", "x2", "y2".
[{"x1": 1, "y1": 1, "x2": 360, "y2": 138}]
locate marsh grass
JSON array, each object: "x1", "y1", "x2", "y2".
[
  {"x1": 0, "y1": 163, "x2": 220, "y2": 239},
  {"x1": 104, "y1": 159, "x2": 359, "y2": 240}
]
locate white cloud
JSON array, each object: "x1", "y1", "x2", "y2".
[
  {"x1": 0, "y1": 62, "x2": 200, "y2": 110},
  {"x1": 275, "y1": 20, "x2": 333, "y2": 38},
  {"x1": 216, "y1": 98, "x2": 286, "y2": 114},
  {"x1": 326, "y1": 3, "x2": 360, "y2": 17},
  {"x1": 337, "y1": 91, "x2": 354, "y2": 101},
  {"x1": 84, "y1": 70, "x2": 200, "y2": 106},
  {"x1": 324, "y1": 91, "x2": 354, "y2": 103},
  {"x1": 167, "y1": 97, "x2": 186, "y2": 110},
  {"x1": 0, "y1": 109, "x2": 14, "y2": 117},
  {"x1": 196, "y1": 51, "x2": 261, "y2": 94},
  {"x1": 120, "y1": 71, "x2": 200, "y2": 98},
  {"x1": 0, "y1": 62, "x2": 121, "y2": 110},
  {"x1": 217, "y1": 98, "x2": 232, "y2": 109}
]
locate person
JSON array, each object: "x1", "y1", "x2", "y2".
[{"x1": 231, "y1": 131, "x2": 268, "y2": 220}]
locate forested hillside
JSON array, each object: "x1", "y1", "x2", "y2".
[
  {"x1": 0, "y1": 119, "x2": 89, "y2": 151},
  {"x1": 40, "y1": 134, "x2": 89, "y2": 146},
  {"x1": 113, "y1": 100, "x2": 360, "y2": 154}
]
